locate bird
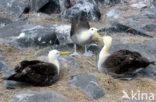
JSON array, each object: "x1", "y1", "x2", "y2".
[
  {"x1": 70, "y1": 16, "x2": 102, "y2": 56},
  {"x1": 5, "y1": 50, "x2": 71, "y2": 86},
  {"x1": 97, "y1": 36, "x2": 155, "y2": 78}
]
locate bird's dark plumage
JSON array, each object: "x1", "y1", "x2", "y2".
[
  {"x1": 103, "y1": 50, "x2": 154, "y2": 78},
  {"x1": 6, "y1": 60, "x2": 59, "y2": 86}
]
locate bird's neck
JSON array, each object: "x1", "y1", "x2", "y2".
[
  {"x1": 98, "y1": 43, "x2": 111, "y2": 72},
  {"x1": 49, "y1": 58, "x2": 60, "y2": 74}
]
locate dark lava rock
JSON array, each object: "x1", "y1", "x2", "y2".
[
  {"x1": 98, "y1": 22, "x2": 153, "y2": 38},
  {"x1": 11, "y1": 90, "x2": 72, "y2": 102},
  {"x1": 30, "y1": 0, "x2": 71, "y2": 14},
  {"x1": 60, "y1": 0, "x2": 101, "y2": 22},
  {"x1": 0, "y1": 0, "x2": 28, "y2": 17},
  {"x1": 143, "y1": 24, "x2": 156, "y2": 32},
  {"x1": 69, "y1": 73, "x2": 104, "y2": 99},
  {"x1": 0, "y1": 61, "x2": 11, "y2": 74},
  {"x1": 0, "y1": 17, "x2": 12, "y2": 28}
]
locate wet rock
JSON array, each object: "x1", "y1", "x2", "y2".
[
  {"x1": 0, "y1": 0, "x2": 28, "y2": 17},
  {"x1": 69, "y1": 73, "x2": 104, "y2": 99},
  {"x1": 11, "y1": 90, "x2": 72, "y2": 102},
  {"x1": 60, "y1": 0, "x2": 101, "y2": 22},
  {"x1": 98, "y1": 22, "x2": 153, "y2": 38},
  {"x1": 143, "y1": 24, "x2": 156, "y2": 31},
  {"x1": 0, "y1": 17, "x2": 12, "y2": 28},
  {"x1": 0, "y1": 61, "x2": 11, "y2": 74}
]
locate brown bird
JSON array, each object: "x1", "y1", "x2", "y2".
[
  {"x1": 5, "y1": 50, "x2": 71, "y2": 86},
  {"x1": 98, "y1": 36, "x2": 155, "y2": 78}
]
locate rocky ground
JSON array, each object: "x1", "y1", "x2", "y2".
[{"x1": 0, "y1": 0, "x2": 156, "y2": 102}]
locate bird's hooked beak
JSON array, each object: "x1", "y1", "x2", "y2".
[
  {"x1": 93, "y1": 30, "x2": 103, "y2": 42},
  {"x1": 60, "y1": 51, "x2": 71, "y2": 56}
]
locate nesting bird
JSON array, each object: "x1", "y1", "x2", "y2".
[
  {"x1": 70, "y1": 17, "x2": 102, "y2": 55},
  {"x1": 5, "y1": 50, "x2": 71, "y2": 86},
  {"x1": 98, "y1": 36, "x2": 155, "y2": 78}
]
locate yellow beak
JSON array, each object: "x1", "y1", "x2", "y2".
[
  {"x1": 93, "y1": 31, "x2": 103, "y2": 41},
  {"x1": 60, "y1": 51, "x2": 71, "y2": 56}
]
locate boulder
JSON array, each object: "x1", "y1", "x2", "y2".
[
  {"x1": 98, "y1": 0, "x2": 122, "y2": 5},
  {"x1": 0, "y1": 17, "x2": 12, "y2": 28},
  {"x1": 0, "y1": 0, "x2": 28, "y2": 17},
  {"x1": 30, "y1": 0, "x2": 71, "y2": 14},
  {"x1": 143, "y1": 24, "x2": 156, "y2": 31},
  {"x1": 11, "y1": 90, "x2": 72, "y2": 102},
  {"x1": 0, "y1": 61, "x2": 11, "y2": 74},
  {"x1": 69, "y1": 73, "x2": 104, "y2": 99},
  {"x1": 60, "y1": 0, "x2": 101, "y2": 22}
]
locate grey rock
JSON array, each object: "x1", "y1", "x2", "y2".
[
  {"x1": 98, "y1": 22, "x2": 153, "y2": 38},
  {"x1": 0, "y1": 0, "x2": 27, "y2": 17},
  {"x1": 69, "y1": 73, "x2": 104, "y2": 99},
  {"x1": 30, "y1": 0, "x2": 49, "y2": 12},
  {"x1": 0, "y1": 17, "x2": 12, "y2": 28},
  {"x1": 0, "y1": 55, "x2": 4, "y2": 61},
  {"x1": 0, "y1": 61, "x2": 11, "y2": 74},
  {"x1": 60, "y1": 0, "x2": 101, "y2": 22},
  {"x1": 98, "y1": 0, "x2": 122, "y2": 5},
  {"x1": 153, "y1": 0, "x2": 156, "y2": 7},
  {"x1": 87, "y1": 44, "x2": 100, "y2": 54},
  {"x1": 11, "y1": 90, "x2": 72, "y2": 102},
  {"x1": 5, "y1": 80, "x2": 28, "y2": 89},
  {"x1": 143, "y1": 24, "x2": 156, "y2": 31}
]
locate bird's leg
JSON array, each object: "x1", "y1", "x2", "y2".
[
  {"x1": 83, "y1": 45, "x2": 93, "y2": 56},
  {"x1": 71, "y1": 44, "x2": 80, "y2": 56}
]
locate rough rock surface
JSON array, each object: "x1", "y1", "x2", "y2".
[
  {"x1": 0, "y1": 17, "x2": 12, "y2": 28},
  {"x1": 69, "y1": 73, "x2": 104, "y2": 99},
  {"x1": 60, "y1": 0, "x2": 101, "y2": 22},
  {"x1": 0, "y1": 0, "x2": 27, "y2": 17},
  {"x1": 0, "y1": 61, "x2": 11, "y2": 74},
  {"x1": 11, "y1": 90, "x2": 72, "y2": 102}
]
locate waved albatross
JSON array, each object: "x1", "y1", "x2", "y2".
[
  {"x1": 5, "y1": 50, "x2": 71, "y2": 86},
  {"x1": 98, "y1": 36, "x2": 155, "y2": 78},
  {"x1": 70, "y1": 17, "x2": 102, "y2": 55}
]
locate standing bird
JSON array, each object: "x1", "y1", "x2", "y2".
[
  {"x1": 98, "y1": 36, "x2": 155, "y2": 78},
  {"x1": 5, "y1": 50, "x2": 71, "y2": 86},
  {"x1": 70, "y1": 17, "x2": 102, "y2": 56}
]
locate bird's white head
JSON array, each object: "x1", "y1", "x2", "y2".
[{"x1": 89, "y1": 28, "x2": 103, "y2": 41}]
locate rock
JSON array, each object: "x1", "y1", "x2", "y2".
[
  {"x1": 5, "y1": 80, "x2": 28, "y2": 89},
  {"x1": 69, "y1": 73, "x2": 104, "y2": 99},
  {"x1": 60, "y1": 0, "x2": 101, "y2": 22},
  {"x1": 130, "y1": 2, "x2": 147, "y2": 9},
  {"x1": 87, "y1": 44, "x2": 100, "y2": 54},
  {"x1": 143, "y1": 24, "x2": 156, "y2": 31},
  {"x1": 153, "y1": 0, "x2": 156, "y2": 7},
  {"x1": 98, "y1": 0, "x2": 122, "y2": 5},
  {"x1": 98, "y1": 22, "x2": 153, "y2": 38},
  {"x1": 30, "y1": 0, "x2": 71, "y2": 14},
  {"x1": 0, "y1": 17, "x2": 12, "y2": 28},
  {"x1": 45, "y1": 24, "x2": 71, "y2": 44},
  {"x1": 106, "y1": 8, "x2": 122, "y2": 19},
  {"x1": 0, "y1": 61, "x2": 11, "y2": 74},
  {"x1": 0, "y1": 0, "x2": 28, "y2": 17},
  {"x1": 0, "y1": 20, "x2": 60, "y2": 48},
  {"x1": 11, "y1": 90, "x2": 72, "y2": 102},
  {"x1": 142, "y1": 8, "x2": 156, "y2": 19},
  {"x1": 30, "y1": 0, "x2": 49, "y2": 12}
]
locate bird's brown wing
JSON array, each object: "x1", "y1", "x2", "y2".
[
  {"x1": 70, "y1": 17, "x2": 90, "y2": 36},
  {"x1": 14, "y1": 60, "x2": 43, "y2": 73}
]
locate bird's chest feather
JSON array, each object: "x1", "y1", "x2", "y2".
[{"x1": 78, "y1": 31, "x2": 92, "y2": 43}]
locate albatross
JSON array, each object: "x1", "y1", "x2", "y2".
[
  {"x1": 5, "y1": 50, "x2": 71, "y2": 86},
  {"x1": 70, "y1": 17, "x2": 102, "y2": 56},
  {"x1": 98, "y1": 36, "x2": 155, "y2": 78}
]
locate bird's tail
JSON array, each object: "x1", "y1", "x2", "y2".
[{"x1": 150, "y1": 61, "x2": 156, "y2": 65}]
